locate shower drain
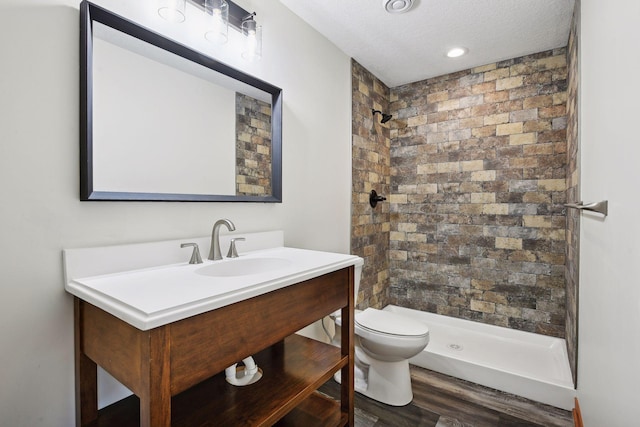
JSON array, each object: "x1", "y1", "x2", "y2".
[{"x1": 447, "y1": 343, "x2": 464, "y2": 351}]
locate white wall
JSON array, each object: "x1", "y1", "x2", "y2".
[
  {"x1": 0, "y1": 0, "x2": 351, "y2": 425},
  {"x1": 578, "y1": 0, "x2": 640, "y2": 425}
]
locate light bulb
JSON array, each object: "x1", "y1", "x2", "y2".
[{"x1": 246, "y1": 33, "x2": 257, "y2": 56}]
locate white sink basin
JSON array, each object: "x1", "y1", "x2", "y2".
[{"x1": 196, "y1": 257, "x2": 291, "y2": 277}]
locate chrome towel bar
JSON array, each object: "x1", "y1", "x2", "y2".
[{"x1": 564, "y1": 200, "x2": 608, "y2": 217}]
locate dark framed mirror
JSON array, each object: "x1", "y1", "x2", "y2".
[{"x1": 80, "y1": 1, "x2": 282, "y2": 202}]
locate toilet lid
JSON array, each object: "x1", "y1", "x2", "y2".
[{"x1": 355, "y1": 308, "x2": 429, "y2": 337}]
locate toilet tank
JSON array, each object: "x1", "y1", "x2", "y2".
[{"x1": 354, "y1": 260, "x2": 363, "y2": 305}]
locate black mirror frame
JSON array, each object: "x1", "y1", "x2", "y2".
[{"x1": 80, "y1": 1, "x2": 283, "y2": 202}]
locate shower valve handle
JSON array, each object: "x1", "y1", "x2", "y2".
[{"x1": 370, "y1": 190, "x2": 387, "y2": 208}]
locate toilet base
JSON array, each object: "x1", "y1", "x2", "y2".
[
  {"x1": 360, "y1": 357, "x2": 413, "y2": 406},
  {"x1": 334, "y1": 349, "x2": 414, "y2": 406}
]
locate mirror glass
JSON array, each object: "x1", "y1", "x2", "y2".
[{"x1": 81, "y1": 2, "x2": 282, "y2": 202}]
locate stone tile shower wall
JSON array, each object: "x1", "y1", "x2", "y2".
[
  {"x1": 388, "y1": 49, "x2": 569, "y2": 337},
  {"x1": 565, "y1": 2, "x2": 580, "y2": 384},
  {"x1": 351, "y1": 60, "x2": 391, "y2": 310},
  {"x1": 235, "y1": 93, "x2": 272, "y2": 196}
]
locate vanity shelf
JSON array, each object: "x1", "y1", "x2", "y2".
[
  {"x1": 74, "y1": 267, "x2": 355, "y2": 426},
  {"x1": 85, "y1": 335, "x2": 346, "y2": 426}
]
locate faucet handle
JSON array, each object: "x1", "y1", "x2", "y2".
[
  {"x1": 180, "y1": 243, "x2": 203, "y2": 264},
  {"x1": 226, "y1": 238, "x2": 246, "y2": 258}
]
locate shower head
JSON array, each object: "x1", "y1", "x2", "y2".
[{"x1": 372, "y1": 109, "x2": 393, "y2": 124}]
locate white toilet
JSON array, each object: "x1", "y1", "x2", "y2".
[{"x1": 331, "y1": 264, "x2": 429, "y2": 406}]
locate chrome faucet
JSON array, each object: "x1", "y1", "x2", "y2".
[
  {"x1": 180, "y1": 243, "x2": 203, "y2": 264},
  {"x1": 209, "y1": 219, "x2": 236, "y2": 260}
]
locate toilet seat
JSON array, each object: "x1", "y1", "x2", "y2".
[{"x1": 355, "y1": 308, "x2": 429, "y2": 338}]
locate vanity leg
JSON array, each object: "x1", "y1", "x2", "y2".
[
  {"x1": 74, "y1": 298, "x2": 98, "y2": 426},
  {"x1": 340, "y1": 266, "x2": 355, "y2": 426},
  {"x1": 139, "y1": 327, "x2": 171, "y2": 427}
]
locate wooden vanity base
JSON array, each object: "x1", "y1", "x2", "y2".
[{"x1": 74, "y1": 267, "x2": 354, "y2": 426}]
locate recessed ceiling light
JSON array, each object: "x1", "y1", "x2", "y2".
[
  {"x1": 446, "y1": 47, "x2": 468, "y2": 58},
  {"x1": 383, "y1": 0, "x2": 413, "y2": 14}
]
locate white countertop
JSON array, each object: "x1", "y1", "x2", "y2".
[{"x1": 65, "y1": 240, "x2": 362, "y2": 330}]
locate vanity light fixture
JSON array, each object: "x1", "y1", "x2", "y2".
[
  {"x1": 156, "y1": 0, "x2": 261, "y2": 60},
  {"x1": 157, "y1": 0, "x2": 186, "y2": 23},
  {"x1": 204, "y1": 0, "x2": 229, "y2": 44},
  {"x1": 446, "y1": 47, "x2": 468, "y2": 58},
  {"x1": 241, "y1": 13, "x2": 262, "y2": 62}
]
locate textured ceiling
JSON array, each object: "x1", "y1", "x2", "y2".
[{"x1": 279, "y1": 0, "x2": 575, "y2": 87}]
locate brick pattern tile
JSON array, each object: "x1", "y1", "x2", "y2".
[
  {"x1": 236, "y1": 93, "x2": 272, "y2": 196},
  {"x1": 388, "y1": 49, "x2": 569, "y2": 337},
  {"x1": 351, "y1": 60, "x2": 391, "y2": 309}
]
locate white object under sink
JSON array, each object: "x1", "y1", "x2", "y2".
[{"x1": 63, "y1": 231, "x2": 363, "y2": 330}]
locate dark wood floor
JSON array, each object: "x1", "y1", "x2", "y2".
[{"x1": 318, "y1": 366, "x2": 574, "y2": 427}]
